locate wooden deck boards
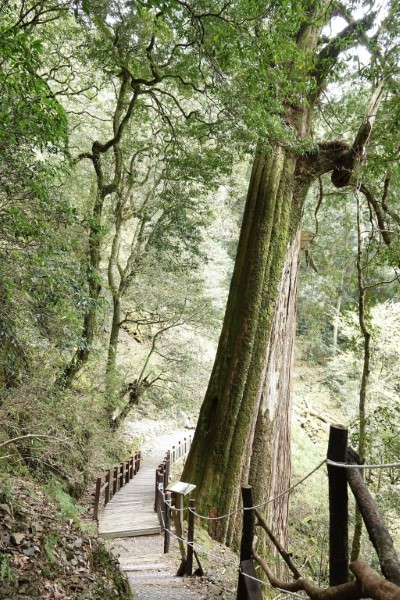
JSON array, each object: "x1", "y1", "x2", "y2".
[{"x1": 98, "y1": 466, "x2": 161, "y2": 539}]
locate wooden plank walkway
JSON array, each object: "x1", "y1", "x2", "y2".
[
  {"x1": 98, "y1": 431, "x2": 192, "y2": 539},
  {"x1": 98, "y1": 464, "x2": 161, "y2": 538}
]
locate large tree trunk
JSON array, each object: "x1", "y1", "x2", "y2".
[
  {"x1": 247, "y1": 227, "x2": 301, "y2": 549},
  {"x1": 182, "y1": 144, "x2": 311, "y2": 547},
  {"x1": 182, "y1": 75, "x2": 378, "y2": 549}
]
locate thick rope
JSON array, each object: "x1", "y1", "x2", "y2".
[
  {"x1": 327, "y1": 459, "x2": 400, "y2": 469},
  {"x1": 159, "y1": 458, "x2": 326, "y2": 521}
]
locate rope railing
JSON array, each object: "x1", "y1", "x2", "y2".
[
  {"x1": 157, "y1": 423, "x2": 400, "y2": 600},
  {"x1": 158, "y1": 457, "x2": 327, "y2": 522},
  {"x1": 154, "y1": 434, "x2": 193, "y2": 524},
  {"x1": 326, "y1": 458, "x2": 400, "y2": 469}
]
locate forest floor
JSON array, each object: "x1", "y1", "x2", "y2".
[{"x1": 0, "y1": 478, "x2": 131, "y2": 600}]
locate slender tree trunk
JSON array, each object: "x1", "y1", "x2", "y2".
[
  {"x1": 107, "y1": 294, "x2": 121, "y2": 373},
  {"x1": 58, "y1": 190, "x2": 105, "y2": 387},
  {"x1": 106, "y1": 198, "x2": 123, "y2": 378},
  {"x1": 57, "y1": 72, "x2": 138, "y2": 388},
  {"x1": 332, "y1": 293, "x2": 342, "y2": 354},
  {"x1": 351, "y1": 193, "x2": 371, "y2": 561}
]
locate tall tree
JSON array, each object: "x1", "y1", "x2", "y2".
[
  {"x1": 0, "y1": 1, "x2": 84, "y2": 387},
  {"x1": 183, "y1": 0, "x2": 400, "y2": 550},
  {"x1": 55, "y1": 0, "x2": 234, "y2": 386}
]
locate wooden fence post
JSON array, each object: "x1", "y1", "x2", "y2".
[
  {"x1": 327, "y1": 424, "x2": 349, "y2": 586},
  {"x1": 93, "y1": 477, "x2": 101, "y2": 521},
  {"x1": 154, "y1": 469, "x2": 159, "y2": 512},
  {"x1": 237, "y1": 485, "x2": 255, "y2": 600},
  {"x1": 104, "y1": 470, "x2": 111, "y2": 506},
  {"x1": 185, "y1": 499, "x2": 195, "y2": 576},
  {"x1": 112, "y1": 466, "x2": 117, "y2": 496},
  {"x1": 164, "y1": 492, "x2": 171, "y2": 554},
  {"x1": 166, "y1": 450, "x2": 170, "y2": 483},
  {"x1": 125, "y1": 460, "x2": 130, "y2": 484},
  {"x1": 155, "y1": 468, "x2": 164, "y2": 521}
]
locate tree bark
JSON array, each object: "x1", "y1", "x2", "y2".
[
  {"x1": 108, "y1": 294, "x2": 121, "y2": 374},
  {"x1": 182, "y1": 144, "x2": 310, "y2": 547}
]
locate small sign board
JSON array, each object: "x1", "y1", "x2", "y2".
[{"x1": 166, "y1": 481, "x2": 196, "y2": 496}]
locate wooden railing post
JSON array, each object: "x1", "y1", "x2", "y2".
[
  {"x1": 156, "y1": 468, "x2": 164, "y2": 522},
  {"x1": 104, "y1": 470, "x2": 111, "y2": 506},
  {"x1": 327, "y1": 424, "x2": 349, "y2": 586},
  {"x1": 125, "y1": 460, "x2": 130, "y2": 484},
  {"x1": 137, "y1": 451, "x2": 141, "y2": 472},
  {"x1": 154, "y1": 469, "x2": 159, "y2": 512},
  {"x1": 163, "y1": 461, "x2": 168, "y2": 492},
  {"x1": 164, "y1": 492, "x2": 171, "y2": 554},
  {"x1": 93, "y1": 477, "x2": 101, "y2": 521},
  {"x1": 237, "y1": 485, "x2": 255, "y2": 600},
  {"x1": 112, "y1": 466, "x2": 118, "y2": 496},
  {"x1": 185, "y1": 499, "x2": 195, "y2": 576},
  {"x1": 166, "y1": 450, "x2": 170, "y2": 483}
]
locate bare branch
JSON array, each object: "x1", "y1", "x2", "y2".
[{"x1": 0, "y1": 434, "x2": 73, "y2": 449}]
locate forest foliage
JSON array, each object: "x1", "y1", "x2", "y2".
[{"x1": 1, "y1": 0, "x2": 400, "y2": 590}]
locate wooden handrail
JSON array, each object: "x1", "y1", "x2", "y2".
[
  {"x1": 93, "y1": 450, "x2": 141, "y2": 521},
  {"x1": 154, "y1": 434, "x2": 192, "y2": 524},
  {"x1": 240, "y1": 425, "x2": 400, "y2": 600}
]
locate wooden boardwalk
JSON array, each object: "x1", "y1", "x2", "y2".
[
  {"x1": 97, "y1": 431, "x2": 192, "y2": 539},
  {"x1": 98, "y1": 464, "x2": 161, "y2": 538}
]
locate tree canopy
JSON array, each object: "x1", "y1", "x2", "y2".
[{"x1": 1, "y1": 0, "x2": 400, "y2": 592}]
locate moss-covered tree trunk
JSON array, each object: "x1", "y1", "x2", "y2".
[
  {"x1": 182, "y1": 143, "x2": 312, "y2": 547},
  {"x1": 182, "y1": 125, "x2": 371, "y2": 546}
]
